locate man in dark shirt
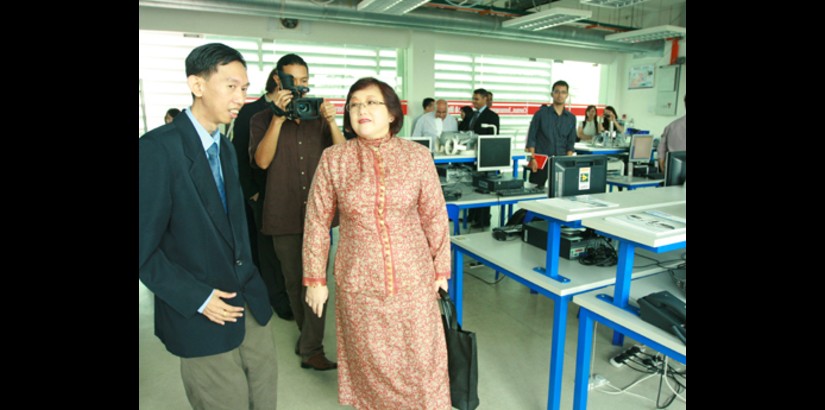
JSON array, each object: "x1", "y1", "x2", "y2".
[
  {"x1": 249, "y1": 53, "x2": 345, "y2": 371},
  {"x1": 467, "y1": 89, "x2": 499, "y2": 228},
  {"x1": 231, "y1": 67, "x2": 293, "y2": 321},
  {"x1": 526, "y1": 80, "x2": 577, "y2": 188}
]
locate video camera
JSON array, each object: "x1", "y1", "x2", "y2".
[{"x1": 270, "y1": 71, "x2": 323, "y2": 121}]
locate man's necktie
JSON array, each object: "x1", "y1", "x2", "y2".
[
  {"x1": 207, "y1": 142, "x2": 227, "y2": 213},
  {"x1": 467, "y1": 110, "x2": 479, "y2": 130}
]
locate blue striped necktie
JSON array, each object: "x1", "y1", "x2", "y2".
[{"x1": 207, "y1": 142, "x2": 227, "y2": 213}]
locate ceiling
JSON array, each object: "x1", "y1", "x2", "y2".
[{"x1": 139, "y1": 0, "x2": 686, "y2": 53}]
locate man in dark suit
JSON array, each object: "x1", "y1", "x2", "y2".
[
  {"x1": 139, "y1": 43, "x2": 278, "y2": 409},
  {"x1": 467, "y1": 88, "x2": 500, "y2": 228},
  {"x1": 231, "y1": 67, "x2": 294, "y2": 321}
]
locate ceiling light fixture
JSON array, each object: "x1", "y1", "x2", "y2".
[
  {"x1": 605, "y1": 25, "x2": 686, "y2": 43},
  {"x1": 579, "y1": 0, "x2": 653, "y2": 8},
  {"x1": 502, "y1": 7, "x2": 593, "y2": 31},
  {"x1": 356, "y1": 0, "x2": 431, "y2": 15}
]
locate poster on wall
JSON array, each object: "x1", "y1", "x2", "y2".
[{"x1": 629, "y1": 64, "x2": 655, "y2": 89}]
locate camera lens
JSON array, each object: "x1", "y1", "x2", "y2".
[{"x1": 296, "y1": 101, "x2": 310, "y2": 114}]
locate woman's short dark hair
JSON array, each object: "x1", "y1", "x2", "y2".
[
  {"x1": 344, "y1": 77, "x2": 404, "y2": 136},
  {"x1": 602, "y1": 106, "x2": 619, "y2": 129},
  {"x1": 185, "y1": 43, "x2": 246, "y2": 79},
  {"x1": 460, "y1": 106, "x2": 474, "y2": 117}
]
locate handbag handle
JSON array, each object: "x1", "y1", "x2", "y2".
[{"x1": 438, "y1": 288, "x2": 459, "y2": 330}]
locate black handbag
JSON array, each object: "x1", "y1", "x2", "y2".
[{"x1": 438, "y1": 289, "x2": 479, "y2": 410}]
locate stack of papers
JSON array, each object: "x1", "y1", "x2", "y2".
[
  {"x1": 547, "y1": 195, "x2": 620, "y2": 212},
  {"x1": 604, "y1": 211, "x2": 686, "y2": 236}
]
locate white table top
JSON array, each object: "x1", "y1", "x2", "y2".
[
  {"x1": 573, "y1": 271, "x2": 686, "y2": 357},
  {"x1": 519, "y1": 186, "x2": 686, "y2": 222},
  {"x1": 450, "y1": 232, "x2": 683, "y2": 297},
  {"x1": 443, "y1": 183, "x2": 547, "y2": 206},
  {"x1": 574, "y1": 143, "x2": 629, "y2": 153},
  {"x1": 582, "y1": 204, "x2": 686, "y2": 248},
  {"x1": 434, "y1": 153, "x2": 476, "y2": 161},
  {"x1": 606, "y1": 175, "x2": 664, "y2": 186}
]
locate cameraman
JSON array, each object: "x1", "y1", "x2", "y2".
[{"x1": 250, "y1": 53, "x2": 344, "y2": 371}]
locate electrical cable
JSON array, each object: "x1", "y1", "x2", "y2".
[
  {"x1": 663, "y1": 357, "x2": 687, "y2": 402},
  {"x1": 465, "y1": 268, "x2": 505, "y2": 285}
]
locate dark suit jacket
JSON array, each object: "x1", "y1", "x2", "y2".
[
  {"x1": 472, "y1": 107, "x2": 500, "y2": 135},
  {"x1": 231, "y1": 96, "x2": 269, "y2": 200},
  {"x1": 139, "y1": 113, "x2": 272, "y2": 358}
]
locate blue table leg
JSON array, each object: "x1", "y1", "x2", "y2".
[
  {"x1": 546, "y1": 294, "x2": 570, "y2": 410},
  {"x1": 452, "y1": 250, "x2": 464, "y2": 326},
  {"x1": 534, "y1": 219, "x2": 571, "y2": 283},
  {"x1": 610, "y1": 240, "x2": 636, "y2": 345},
  {"x1": 462, "y1": 209, "x2": 468, "y2": 231},
  {"x1": 572, "y1": 308, "x2": 595, "y2": 410},
  {"x1": 446, "y1": 204, "x2": 460, "y2": 235}
]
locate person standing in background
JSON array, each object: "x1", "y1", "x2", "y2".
[
  {"x1": 658, "y1": 94, "x2": 686, "y2": 172},
  {"x1": 457, "y1": 105, "x2": 474, "y2": 131},
  {"x1": 231, "y1": 66, "x2": 294, "y2": 321},
  {"x1": 411, "y1": 97, "x2": 435, "y2": 135},
  {"x1": 577, "y1": 105, "x2": 603, "y2": 142},
  {"x1": 602, "y1": 106, "x2": 625, "y2": 134},
  {"x1": 412, "y1": 98, "x2": 458, "y2": 139},
  {"x1": 139, "y1": 43, "x2": 278, "y2": 409},
  {"x1": 467, "y1": 88, "x2": 500, "y2": 228},
  {"x1": 525, "y1": 80, "x2": 577, "y2": 188},
  {"x1": 304, "y1": 77, "x2": 451, "y2": 409},
  {"x1": 164, "y1": 108, "x2": 181, "y2": 124},
  {"x1": 250, "y1": 53, "x2": 345, "y2": 371}
]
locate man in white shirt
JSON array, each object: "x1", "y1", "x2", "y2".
[{"x1": 412, "y1": 99, "x2": 458, "y2": 141}]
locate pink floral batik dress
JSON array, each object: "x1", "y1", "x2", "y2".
[{"x1": 303, "y1": 136, "x2": 452, "y2": 410}]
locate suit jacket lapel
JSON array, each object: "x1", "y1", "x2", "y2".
[{"x1": 177, "y1": 116, "x2": 234, "y2": 249}]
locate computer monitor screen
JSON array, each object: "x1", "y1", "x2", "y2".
[
  {"x1": 628, "y1": 135, "x2": 654, "y2": 163},
  {"x1": 408, "y1": 136, "x2": 432, "y2": 152},
  {"x1": 547, "y1": 154, "x2": 608, "y2": 198},
  {"x1": 665, "y1": 151, "x2": 686, "y2": 186},
  {"x1": 476, "y1": 136, "x2": 512, "y2": 173}
]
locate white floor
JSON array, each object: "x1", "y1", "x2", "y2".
[{"x1": 140, "y1": 215, "x2": 686, "y2": 410}]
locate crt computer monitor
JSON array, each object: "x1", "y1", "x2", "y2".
[
  {"x1": 665, "y1": 151, "x2": 686, "y2": 186},
  {"x1": 628, "y1": 135, "x2": 654, "y2": 164},
  {"x1": 408, "y1": 136, "x2": 432, "y2": 152},
  {"x1": 547, "y1": 154, "x2": 608, "y2": 198},
  {"x1": 476, "y1": 136, "x2": 512, "y2": 174}
]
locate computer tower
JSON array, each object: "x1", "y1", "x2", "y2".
[{"x1": 522, "y1": 220, "x2": 588, "y2": 259}]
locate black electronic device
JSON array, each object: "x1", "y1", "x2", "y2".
[
  {"x1": 664, "y1": 151, "x2": 686, "y2": 186},
  {"x1": 492, "y1": 225, "x2": 523, "y2": 241},
  {"x1": 522, "y1": 220, "x2": 588, "y2": 259},
  {"x1": 546, "y1": 155, "x2": 608, "y2": 198},
  {"x1": 638, "y1": 290, "x2": 686, "y2": 345},
  {"x1": 274, "y1": 71, "x2": 323, "y2": 121},
  {"x1": 471, "y1": 174, "x2": 524, "y2": 192}
]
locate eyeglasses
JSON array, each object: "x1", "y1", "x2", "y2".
[{"x1": 345, "y1": 101, "x2": 386, "y2": 112}]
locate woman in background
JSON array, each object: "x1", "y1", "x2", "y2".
[
  {"x1": 602, "y1": 106, "x2": 625, "y2": 134},
  {"x1": 457, "y1": 105, "x2": 474, "y2": 131},
  {"x1": 577, "y1": 105, "x2": 604, "y2": 141},
  {"x1": 303, "y1": 77, "x2": 451, "y2": 409}
]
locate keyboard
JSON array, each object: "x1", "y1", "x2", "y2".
[
  {"x1": 646, "y1": 172, "x2": 664, "y2": 180},
  {"x1": 442, "y1": 188, "x2": 462, "y2": 201},
  {"x1": 496, "y1": 187, "x2": 546, "y2": 197}
]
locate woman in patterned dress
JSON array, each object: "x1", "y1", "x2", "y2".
[{"x1": 302, "y1": 77, "x2": 452, "y2": 409}]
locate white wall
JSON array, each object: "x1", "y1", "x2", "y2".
[
  {"x1": 614, "y1": 38, "x2": 686, "y2": 138},
  {"x1": 139, "y1": 6, "x2": 686, "y2": 135}
]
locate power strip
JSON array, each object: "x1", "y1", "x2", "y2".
[{"x1": 609, "y1": 345, "x2": 645, "y2": 368}]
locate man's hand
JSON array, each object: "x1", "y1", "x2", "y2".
[
  {"x1": 306, "y1": 285, "x2": 329, "y2": 318},
  {"x1": 202, "y1": 290, "x2": 244, "y2": 326},
  {"x1": 321, "y1": 98, "x2": 337, "y2": 124},
  {"x1": 273, "y1": 90, "x2": 293, "y2": 113},
  {"x1": 435, "y1": 278, "x2": 448, "y2": 294},
  {"x1": 529, "y1": 158, "x2": 538, "y2": 172}
]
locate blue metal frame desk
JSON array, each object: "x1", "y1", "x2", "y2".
[
  {"x1": 572, "y1": 272, "x2": 686, "y2": 410},
  {"x1": 580, "y1": 203, "x2": 685, "y2": 345},
  {"x1": 605, "y1": 175, "x2": 664, "y2": 192},
  {"x1": 518, "y1": 187, "x2": 687, "y2": 284},
  {"x1": 448, "y1": 233, "x2": 681, "y2": 410}
]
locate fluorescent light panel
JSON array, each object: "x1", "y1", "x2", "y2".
[
  {"x1": 605, "y1": 25, "x2": 686, "y2": 43},
  {"x1": 580, "y1": 0, "x2": 652, "y2": 8},
  {"x1": 502, "y1": 8, "x2": 592, "y2": 31},
  {"x1": 356, "y1": 0, "x2": 430, "y2": 15}
]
